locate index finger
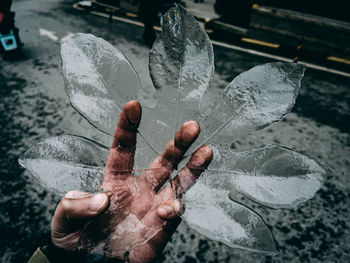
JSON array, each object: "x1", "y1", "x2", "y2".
[{"x1": 103, "y1": 101, "x2": 141, "y2": 188}]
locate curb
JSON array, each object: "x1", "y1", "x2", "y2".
[
  {"x1": 77, "y1": 0, "x2": 142, "y2": 23},
  {"x1": 204, "y1": 5, "x2": 350, "y2": 73}
]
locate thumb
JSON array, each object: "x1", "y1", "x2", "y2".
[{"x1": 52, "y1": 191, "x2": 110, "y2": 235}]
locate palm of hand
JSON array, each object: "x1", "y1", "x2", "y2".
[
  {"x1": 52, "y1": 101, "x2": 212, "y2": 263},
  {"x1": 81, "y1": 176, "x2": 178, "y2": 262}
]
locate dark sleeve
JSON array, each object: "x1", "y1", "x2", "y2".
[
  {"x1": 27, "y1": 247, "x2": 51, "y2": 263},
  {"x1": 28, "y1": 243, "x2": 83, "y2": 263}
]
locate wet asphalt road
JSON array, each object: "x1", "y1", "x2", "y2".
[{"x1": 1, "y1": 0, "x2": 350, "y2": 262}]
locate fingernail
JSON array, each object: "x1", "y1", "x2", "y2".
[
  {"x1": 159, "y1": 205, "x2": 173, "y2": 216},
  {"x1": 65, "y1": 191, "x2": 90, "y2": 199},
  {"x1": 185, "y1": 121, "x2": 200, "y2": 137},
  {"x1": 173, "y1": 200, "x2": 183, "y2": 215},
  {"x1": 89, "y1": 193, "x2": 107, "y2": 212},
  {"x1": 125, "y1": 101, "x2": 141, "y2": 125}
]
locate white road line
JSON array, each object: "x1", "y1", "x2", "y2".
[
  {"x1": 212, "y1": 40, "x2": 291, "y2": 62},
  {"x1": 75, "y1": 4, "x2": 350, "y2": 78},
  {"x1": 299, "y1": 61, "x2": 350, "y2": 78},
  {"x1": 39, "y1": 28, "x2": 59, "y2": 42}
]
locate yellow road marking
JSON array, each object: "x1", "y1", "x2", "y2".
[
  {"x1": 327, "y1": 56, "x2": 350, "y2": 65},
  {"x1": 241, "y1": 38, "x2": 280, "y2": 48},
  {"x1": 126, "y1": 12, "x2": 138, "y2": 18}
]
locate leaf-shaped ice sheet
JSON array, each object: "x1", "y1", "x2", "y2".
[
  {"x1": 206, "y1": 144, "x2": 326, "y2": 209},
  {"x1": 18, "y1": 135, "x2": 108, "y2": 195},
  {"x1": 61, "y1": 33, "x2": 141, "y2": 135},
  {"x1": 146, "y1": 4, "x2": 214, "y2": 153},
  {"x1": 186, "y1": 62, "x2": 306, "y2": 155},
  {"x1": 182, "y1": 180, "x2": 277, "y2": 255}
]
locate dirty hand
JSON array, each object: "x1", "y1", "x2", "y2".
[{"x1": 50, "y1": 100, "x2": 213, "y2": 262}]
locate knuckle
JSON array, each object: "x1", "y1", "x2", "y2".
[{"x1": 59, "y1": 198, "x2": 72, "y2": 213}]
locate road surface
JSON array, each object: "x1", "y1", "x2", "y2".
[{"x1": 0, "y1": 0, "x2": 349, "y2": 262}]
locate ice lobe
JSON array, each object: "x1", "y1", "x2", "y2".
[
  {"x1": 205, "y1": 144, "x2": 326, "y2": 209},
  {"x1": 186, "y1": 62, "x2": 306, "y2": 155},
  {"x1": 149, "y1": 4, "x2": 214, "y2": 103},
  {"x1": 182, "y1": 181, "x2": 277, "y2": 255},
  {"x1": 147, "y1": 4, "x2": 214, "y2": 153},
  {"x1": 61, "y1": 33, "x2": 141, "y2": 136},
  {"x1": 214, "y1": 62, "x2": 305, "y2": 135},
  {"x1": 18, "y1": 135, "x2": 107, "y2": 195}
]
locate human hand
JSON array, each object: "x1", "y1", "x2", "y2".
[{"x1": 50, "y1": 100, "x2": 213, "y2": 262}]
